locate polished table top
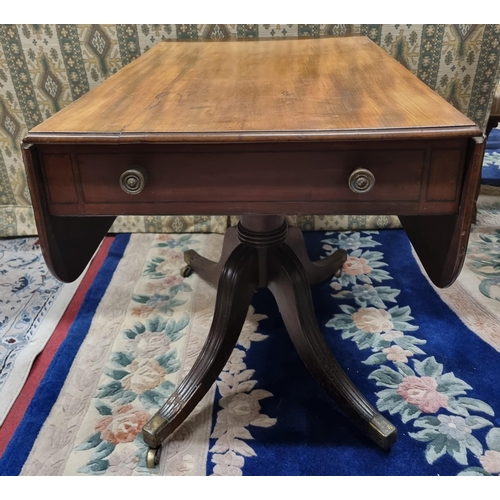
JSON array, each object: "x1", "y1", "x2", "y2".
[{"x1": 28, "y1": 36, "x2": 479, "y2": 143}]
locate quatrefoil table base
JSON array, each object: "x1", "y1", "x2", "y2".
[{"x1": 141, "y1": 215, "x2": 398, "y2": 467}]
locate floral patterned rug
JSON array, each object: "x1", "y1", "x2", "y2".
[
  {"x1": 0, "y1": 208, "x2": 499, "y2": 475},
  {"x1": 0, "y1": 238, "x2": 87, "y2": 426}
]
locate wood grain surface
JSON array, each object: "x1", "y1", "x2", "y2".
[{"x1": 27, "y1": 36, "x2": 480, "y2": 143}]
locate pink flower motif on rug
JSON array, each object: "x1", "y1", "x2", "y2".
[
  {"x1": 397, "y1": 376, "x2": 448, "y2": 413},
  {"x1": 479, "y1": 450, "x2": 500, "y2": 474},
  {"x1": 95, "y1": 404, "x2": 150, "y2": 445},
  {"x1": 343, "y1": 256, "x2": 373, "y2": 276}
]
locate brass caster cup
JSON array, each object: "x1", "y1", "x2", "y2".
[
  {"x1": 180, "y1": 265, "x2": 193, "y2": 278},
  {"x1": 146, "y1": 445, "x2": 162, "y2": 468}
]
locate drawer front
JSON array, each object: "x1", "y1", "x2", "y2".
[
  {"x1": 38, "y1": 141, "x2": 466, "y2": 216},
  {"x1": 78, "y1": 149, "x2": 423, "y2": 202}
]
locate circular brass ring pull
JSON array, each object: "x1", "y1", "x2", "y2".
[
  {"x1": 348, "y1": 168, "x2": 375, "y2": 194},
  {"x1": 120, "y1": 166, "x2": 148, "y2": 195}
]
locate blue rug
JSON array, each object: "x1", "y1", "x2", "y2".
[
  {"x1": 223, "y1": 230, "x2": 500, "y2": 476},
  {"x1": 482, "y1": 128, "x2": 500, "y2": 186},
  {"x1": 1, "y1": 228, "x2": 500, "y2": 476}
]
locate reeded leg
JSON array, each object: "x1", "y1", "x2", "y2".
[
  {"x1": 268, "y1": 243, "x2": 397, "y2": 450},
  {"x1": 182, "y1": 226, "x2": 239, "y2": 286},
  {"x1": 286, "y1": 226, "x2": 347, "y2": 285},
  {"x1": 142, "y1": 243, "x2": 260, "y2": 464}
]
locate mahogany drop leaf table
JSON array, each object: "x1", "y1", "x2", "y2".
[{"x1": 22, "y1": 36, "x2": 484, "y2": 468}]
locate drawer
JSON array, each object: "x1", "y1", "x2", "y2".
[
  {"x1": 79, "y1": 149, "x2": 423, "y2": 202},
  {"x1": 38, "y1": 141, "x2": 466, "y2": 216}
]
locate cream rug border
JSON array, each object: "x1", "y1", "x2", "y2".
[
  {"x1": 20, "y1": 234, "x2": 227, "y2": 475},
  {"x1": 20, "y1": 235, "x2": 156, "y2": 474}
]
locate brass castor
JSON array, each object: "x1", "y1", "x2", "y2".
[
  {"x1": 146, "y1": 445, "x2": 162, "y2": 468},
  {"x1": 180, "y1": 265, "x2": 193, "y2": 278}
]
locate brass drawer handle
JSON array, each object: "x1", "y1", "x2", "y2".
[
  {"x1": 120, "y1": 166, "x2": 148, "y2": 195},
  {"x1": 349, "y1": 168, "x2": 375, "y2": 194}
]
